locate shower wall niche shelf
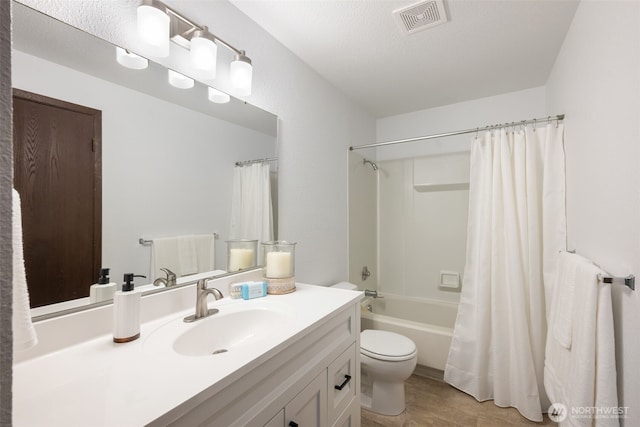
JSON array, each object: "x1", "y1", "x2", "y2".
[{"x1": 414, "y1": 183, "x2": 470, "y2": 193}]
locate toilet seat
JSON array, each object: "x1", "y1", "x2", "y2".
[{"x1": 360, "y1": 330, "x2": 417, "y2": 362}]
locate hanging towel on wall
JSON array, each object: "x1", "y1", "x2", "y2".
[
  {"x1": 194, "y1": 234, "x2": 216, "y2": 273},
  {"x1": 177, "y1": 235, "x2": 198, "y2": 276},
  {"x1": 151, "y1": 234, "x2": 216, "y2": 279},
  {"x1": 12, "y1": 189, "x2": 37, "y2": 352},
  {"x1": 544, "y1": 251, "x2": 618, "y2": 427}
]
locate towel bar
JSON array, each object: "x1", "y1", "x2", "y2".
[
  {"x1": 560, "y1": 250, "x2": 635, "y2": 291},
  {"x1": 139, "y1": 233, "x2": 219, "y2": 246},
  {"x1": 598, "y1": 274, "x2": 635, "y2": 291}
]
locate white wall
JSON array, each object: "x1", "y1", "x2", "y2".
[
  {"x1": 377, "y1": 152, "x2": 469, "y2": 302},
  {"x1": 376, "y1": 86, "x2": 547, "y2": 161},
  {"x1": 370, "y1": 88, "x2": 547, "y2": 301},
  {"x1": 13, "y1": 50, "x2": 275, "y2": 283},
  {"x1": 546, "y1": 1, "x2": 640, "y2": 423},
  {"x1": 16, "y1": 0, "x2": 376, "y2": 286},
  {"x1": 348, "y1": 151, "x2": 377, "y2": 290}
]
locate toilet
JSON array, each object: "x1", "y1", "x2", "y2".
[
  {"x1": 360, "y1": 329, "x2": 417, "y2": 415},
  {"x1": 331, "y1": 282, "x2": 418, "y2": 416}
]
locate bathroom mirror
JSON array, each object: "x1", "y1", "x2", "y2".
[{"x1": 12, "y1": 2, "x2": 278, "y2": 319}]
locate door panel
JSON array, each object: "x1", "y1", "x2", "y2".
[{"x1": 13, "y1": 89, "x2": 101, "y2": 307}]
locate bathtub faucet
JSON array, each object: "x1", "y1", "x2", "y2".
[{"x1": 364, "y1": 289, "x2": 383, "y2": 298}]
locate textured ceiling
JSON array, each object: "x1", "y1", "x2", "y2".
[{"x1": 230, "y1": 0, "x2": 580, "y2": 118}]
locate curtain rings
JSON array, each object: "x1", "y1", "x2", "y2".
[{"x1": 532, "y1": 118, "x2": 537, "y2": 132}]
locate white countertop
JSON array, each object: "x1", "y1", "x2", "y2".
[{"x1": 13, "y1": 283, "x2": 362, "y2": 427}]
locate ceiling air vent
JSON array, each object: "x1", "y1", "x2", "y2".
[{"x1": 393, "y1": 0, "x2": 448, "y2": 35}]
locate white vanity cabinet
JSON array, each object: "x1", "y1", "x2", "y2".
[
  {"x1": 151, "y1": 299, "x2": 361, "y2": 427},
  {"x1": 13, "y1": 278, "x2": 362, "y2": 427}
]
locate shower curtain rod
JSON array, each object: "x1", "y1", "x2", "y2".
[
  {"x1": 349, "y1": 114, "x2": 565, "y2": 151},
  {"x1": 235, "y1": 157, "x2": 278, "y2": 166}
]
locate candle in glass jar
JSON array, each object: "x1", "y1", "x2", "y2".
[
  {"x1": 266, "y1": 252, "x2": 292, "y2": 278},
  {"x1": 228, "y1": 248, "x2": 255, "y2": 272}
]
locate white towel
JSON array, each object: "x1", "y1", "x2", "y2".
[
  {"x1": 552, "y1": 252, "x2": 578, "y2": 349},
  {"x1": 152, "y1": 234, "x2": 216, "y2": 279},
  {"x1": 194, "y1": 234, "x2": 216, "y2": 273},
  {"x1": 177, "y1": 235, "x2": 197, "y2": 276},
  {"x1": 12, "y1": 189, "x2": 37, "y2": 352},
  {"x1": 544, "y1": 252, "x2": 619, "y2": 426},
  {"x1": 151, "y1": 237, "x2": 180, "y2": 279}
]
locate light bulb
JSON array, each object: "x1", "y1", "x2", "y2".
[
  {"x1": 230, "y1": 52, "x2": 253, "y2": 96},
  {"x1": 137, "y1": 2, "x2": 170, "y2": 58},
  {"x1": 191, "y1": 31, "x2": 217, "y2": 79},
  {"x1": 208, "y1": 87, "x2": 230, "y2": 104},
  {"x1": 168, "y1": 70, "x2": 194, "y2": 89},
  {"x1": 116, "y1": 47, "x2": 148, "y2": 70}
]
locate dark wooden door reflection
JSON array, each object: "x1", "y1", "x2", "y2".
[{"x1": 13, "y1": 89, "x2": 102, "y2": 308}]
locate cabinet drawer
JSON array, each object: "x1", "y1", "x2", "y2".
[{"x1": 327, "y1": 343, "x2": 357, "y2": 425}]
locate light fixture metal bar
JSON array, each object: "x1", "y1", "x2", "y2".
[{"x1": 146, "y1": 0, "x2": 246, "y2": 56}]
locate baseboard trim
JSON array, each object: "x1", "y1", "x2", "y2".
[{"x1": 413, "y1": 364, "x2": 444, "y2": 382}]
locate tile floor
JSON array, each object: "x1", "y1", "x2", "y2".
[{"x1": 361, "y1": 375, "x2": 557, "y2": 426}]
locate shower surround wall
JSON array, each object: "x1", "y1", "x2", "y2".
[
  {"x1": 378, "y1": 152, "x2": 469, "y2": 302},
  {"x1": 372, "y1": 87, "x2": 547, "y2": 302}
]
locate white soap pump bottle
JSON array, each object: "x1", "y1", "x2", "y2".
[
  {"x1": 89, "y1": 268, "x2": 117, "y2": 303},
  {"x1": 113, "y1": 273, "x2": 142, "y2": 343}
]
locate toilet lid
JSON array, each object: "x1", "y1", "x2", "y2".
[{"x1": 360, "y1": 329, "x2": 417, "y2": 362}]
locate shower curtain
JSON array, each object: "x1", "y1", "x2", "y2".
[
  {"x1": 444, "y1": 124, "x2": 566, "y2": 422},
  {"x1": 229, "y1": 162, "x2": 274, "y2": 243}
]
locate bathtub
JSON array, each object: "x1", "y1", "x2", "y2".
[{"x1": 360, "y1": 294, "x2": 457, "y2": 371}]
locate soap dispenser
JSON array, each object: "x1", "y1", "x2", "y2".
[
  {"x1": 113, "y1": 273, "x2": 141, "y2": 343},
  {"x1": 89, "y1": 268, "x2": 117, "y2": 303}
]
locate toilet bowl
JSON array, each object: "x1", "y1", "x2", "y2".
[
  {"x1": 360, "y1": 329, "x2": 417, "y2": 416},
  {"x1": 330, "y1": 282, "x2": 418, "y2": 415}
]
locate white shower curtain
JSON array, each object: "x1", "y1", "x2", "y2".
[
  {"x1": 229, "y1": 162, "x2": 274, "y2": 243},
  {"x1": 444, "y1": 124, "x2": 566, "y2": 421}
]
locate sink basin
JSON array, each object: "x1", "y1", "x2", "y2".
[
  {"x1": 174, "y1": 308, "x2": 289, "y2": 356},
  {"x1": 143, "y1": 301, "x2": 293, "y2": 358}
]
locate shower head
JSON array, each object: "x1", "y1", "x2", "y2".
[{"x1": 363, "y1": 158, "x2": 378, "y2": 171}]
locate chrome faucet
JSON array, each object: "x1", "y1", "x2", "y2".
[
  {"x1": 364, "y1": 289, "x2": 383, "y2": 298},
  {"x1": 184, "y1": 278, "x2": 223, "y2": 323},
  {"x1": 153, "y1": 268, "x2": 177, "y2": 287}
]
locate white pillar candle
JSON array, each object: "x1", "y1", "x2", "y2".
[
  {"x1": 228, "y1": 248, "x2": 255, "y2": 271},
  {"x1": 266, "y1": 252, "x2": 292, "y2": 278}
]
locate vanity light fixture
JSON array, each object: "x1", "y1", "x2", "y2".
[
  {"x1": 191, "y1": 29, "x2": 217, "y2": 79},
  {"x1": 135, "y1": 0, "x2": 254, "y2": 95},
  {"x1": 137, "y1": 0, "x2": 170, "y2": 57},
  {"x1": 230, "y1": 51, "x2": 253, "y2": 97},
  {"x1": 116, "y1": 47, "x2": 149, "y2": 70},
  {"x1": 168, "y1": 69, "x2": 194, "y2": 89},
  {"x1": 208, "y1": 87, "x2": 230, "y2": 104}
]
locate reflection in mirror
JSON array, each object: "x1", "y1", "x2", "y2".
[{"x1": 11, "y1": 2, "x2": 278, "y2": 319}]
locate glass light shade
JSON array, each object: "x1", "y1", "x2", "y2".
[
  {"x1": 230, "y1": 56, "x2": 253, "y2": 96},
  {"x1": 137, "y1": 4, "x2": 170, "y2": 57},
  {"x1": 116, "y1": 47, "x2": 148, "y2": 70},
  {"x1": 168, "y1": 70, "x2": 194, "y2": 89},
  {"x1": 190, "y1": 35, "x2": 217, "y2": 79},
  {"x1": 208, "y1": 87, "x2": 230, "y2": 104}
]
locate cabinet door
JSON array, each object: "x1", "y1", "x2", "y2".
[
  {"x1": 328, "y1": 344, "x2": 357, "y2": 424},
  {"x1": 285, "y1": 371, "x2": 327, "y2": 427},
  {"x1": 264, "y1": 409, "x2": 285, "y2": 427},
  {"x1": 332, "y1": 397, "x2": 360, "y2": 427}
]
